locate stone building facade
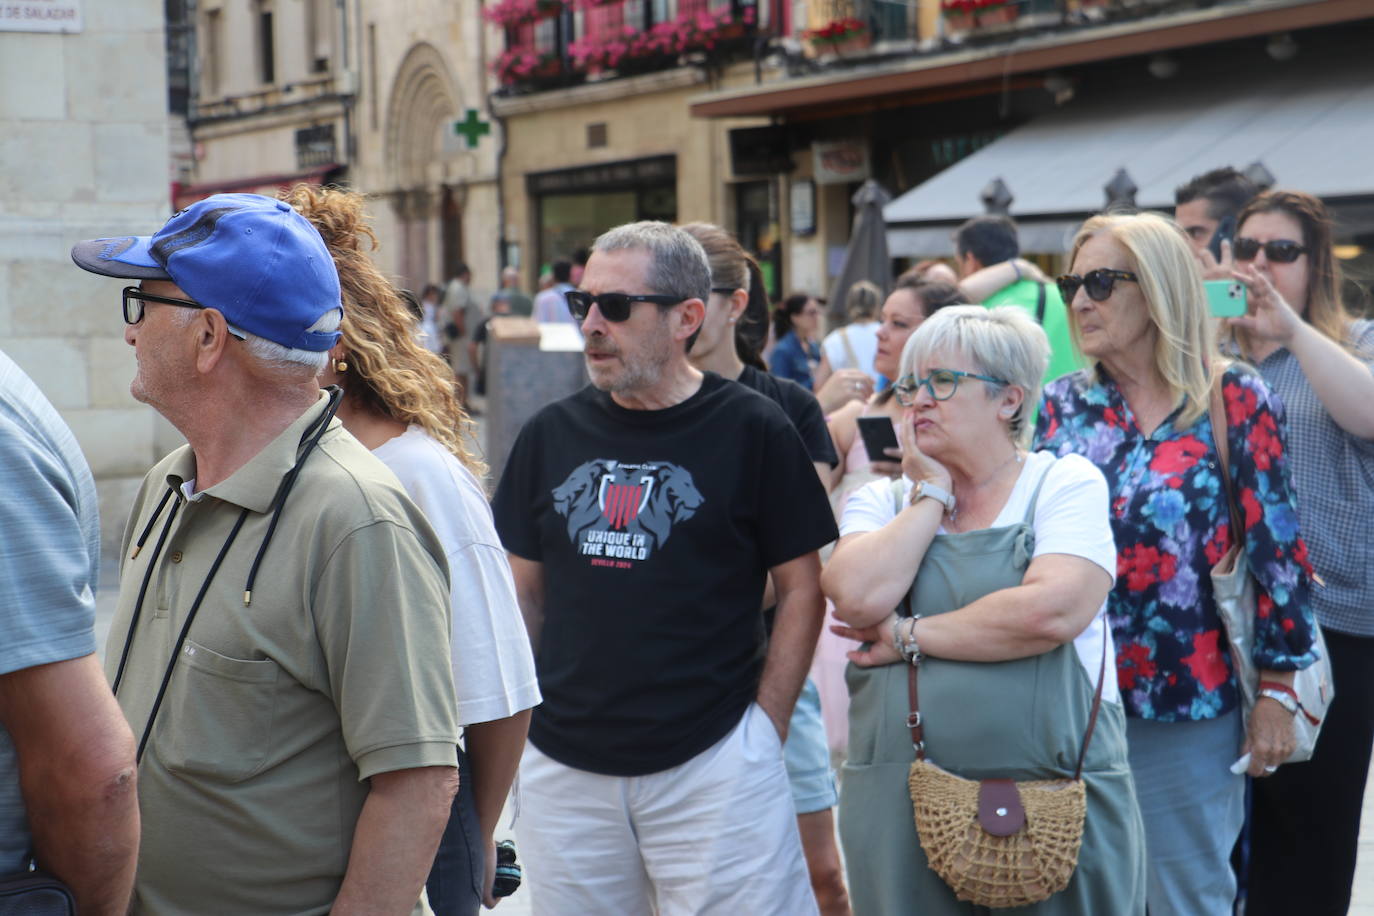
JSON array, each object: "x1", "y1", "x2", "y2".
[
  {"x1": 182, "y1": 0, "x2": 502, "y2": 296},
  {"x1": 1, "y1": 1, "x2": 173, "y2": 556}
]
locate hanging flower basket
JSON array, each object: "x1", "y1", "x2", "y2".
[
  {"x1": 804, "y1": 18, "x2": 870, "y2": 56},
  {"x1": 483, "y1": 0, "x2": 567, "y2": 30},
  {"x1": 567, "y1": 7, "x2": 754, "y2": 76},
  {"x1": 977, "y1": 2, "x2": 1020, "y2": 27},
  {"x1": 942, "y1": 0, "x2": 1020, "y2": 30},
  {"x1": 493, "y1": 48, "x2": 562, "y2": 85},
  {"x1": 943, "y1": 10, "x2": 976, "y2": 31}
]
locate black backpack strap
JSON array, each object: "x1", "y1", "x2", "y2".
[{"x1": 1035, "y1": 281, "x2": 1047, "y2": 325}]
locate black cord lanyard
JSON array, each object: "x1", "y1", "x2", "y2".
[{"x1": 114, "y1": 388, "x2": 343, "y2": 763}]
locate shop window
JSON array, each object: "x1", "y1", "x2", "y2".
[{"x1": 539, "y1": 193, "x2": 638, "y2": 273}]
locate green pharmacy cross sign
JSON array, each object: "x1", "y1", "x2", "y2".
[{"x1": 453, "y1": 109, "x2": 491, "y2": 149}]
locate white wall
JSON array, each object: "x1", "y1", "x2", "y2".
[{"x1": 0, "y1": 2, "x2": 172, "y2": 558}]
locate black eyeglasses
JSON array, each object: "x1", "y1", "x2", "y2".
[
  {"x1": 893, "y1": 369, "x2": 1009, "y2": 405},
  {"x1": 711, "y1": 286, "x2": 739, "y2": 296},
  {"x1": 565, "y1": 290, "x2": 684, "y2": 322},
  {"x1": 1232, "y1": 238, "x2": 1308, "y2": 264},
  {"x1": 122, "y1": 286, "x2": 206, "y2": 325},
  {"x1": 1056, "y1": 268, "x2": 1139, "y2": 303}
]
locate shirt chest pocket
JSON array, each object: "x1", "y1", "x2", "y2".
[{"x1": 154, "y1": 639, "x2": 281, "y2": 783}]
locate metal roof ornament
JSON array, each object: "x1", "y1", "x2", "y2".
[
  {"x1": 1103, "y1": 168, "x2": 1138, "y2": 211},
  {"x1": 980, "y1": 177, "x2": 1014, "y2": 215},
  {"x1": 1244, "y1": 161, "x2": 1277, "y2": 191}
]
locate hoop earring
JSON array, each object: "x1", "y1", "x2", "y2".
[{"x1": 334, "y1": 359, "x2": 348, "y2": 373}]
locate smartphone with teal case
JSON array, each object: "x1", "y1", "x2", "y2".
[{"x1": 1206, "y1": 280, "x2": 1247, "y2": 318}]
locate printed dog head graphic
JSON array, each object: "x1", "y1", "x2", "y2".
[{"x1": 552, "y1": 459, "x2": 703, "y2": 553}]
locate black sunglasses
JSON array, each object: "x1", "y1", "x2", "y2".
[
  {"x1": 565, "y1": 290, "x2": 683, "y2": 322},
  {"x1": 122, "y1": 286, "x2": 207, "y2": 325},
  {"x1": 1232, "y1": 238, "x2": 1308, "y2": 264},
  {"x1": 1056, "y1": 268, "x2": 1139, "y2": 303}
]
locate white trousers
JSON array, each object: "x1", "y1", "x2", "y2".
[{"x1": 515, "y1": 703, "x2": 819, "y2": 916}]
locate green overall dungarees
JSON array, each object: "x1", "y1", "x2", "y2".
[{"x1": 838, "y1": 471, "x2": 1145, "y2": 915}]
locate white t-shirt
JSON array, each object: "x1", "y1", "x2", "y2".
[
  {"x1": 374, "y1": 426, "x2": 541, "y2": 725},
  {"x1": 840, "y1": 451, "x2": 1120, "y2": 703},
  {"x1": 821, "y1": 320, "x2": 882, "y2": 383}
]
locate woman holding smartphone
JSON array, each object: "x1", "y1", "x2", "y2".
[{"x1": 1228, "y1": 191, "x2": 1374, "y2": 916}]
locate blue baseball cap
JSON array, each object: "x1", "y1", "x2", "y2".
[{"x1": 71, "y1": 193, "x2": 342, "y2": 352}]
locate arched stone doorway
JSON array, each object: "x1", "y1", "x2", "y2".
[{"x1": 383, "y1": 42, "x2": 463, "y2": 288}]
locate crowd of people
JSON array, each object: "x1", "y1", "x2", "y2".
[{"x1": 0, "y1": 165, "x2": 1369, "y2": 916}]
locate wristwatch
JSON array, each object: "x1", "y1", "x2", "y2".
[
  {"x1": 1258, "y1": 683, "x2": 1299, "y2": 716},
  {"x1": 910, "y1": 480, "x2": 956, "y2": 515}
]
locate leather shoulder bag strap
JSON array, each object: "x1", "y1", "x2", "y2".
[
  {"x1": 1072, "y1": 635, "x2": 1108, "y2": 780},
  {"x1": 905, "y1": 592, "x2": 1109, "y2": 776}
]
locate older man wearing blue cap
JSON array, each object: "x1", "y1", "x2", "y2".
[{"x1": 72, "y1": 194, "x2": 460, "y2": 915}]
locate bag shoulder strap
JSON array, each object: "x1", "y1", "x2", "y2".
[
  {"x1": 1072, "y1": 636, "x2": 1108, "y2": 780},
  {"x1": 840, "y1": 326, "x2": 860, "y2": 369},
  {"x1": 1035, "y1": 282, "x2": 1047, "y2": 325},
  {"x1": 905, "y1": 590, "x2": 1108, "y2": 778},
  {"x1": 1206, "y1": 370, "x2": 1245, "y2": 542}
]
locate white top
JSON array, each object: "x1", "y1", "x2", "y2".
[
  {"x1": 821, "y1": 320, "x2": 882, "y2": 383},
  {"x1": 841, "y1": 451, "x2": 1120, "y2": 702},
  {"x1": 374, "y1": 426, "x2": 541, "y2": 725}
]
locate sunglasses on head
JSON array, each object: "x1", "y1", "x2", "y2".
[
  {"x1": 1232, "y1": 238, "x2": 1308, "y2": 263},
  {"x1": 565, "y1": 290, "x2": 683, "y2": 322},
  {"x1": 1056, "y1": 268, "x2": 1139, "y2": 303}
]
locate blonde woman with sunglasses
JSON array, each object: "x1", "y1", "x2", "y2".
[{"x1": 1035, "y1": 212, "x2": 1318, "y2": 916}]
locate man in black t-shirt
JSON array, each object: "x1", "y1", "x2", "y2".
[{"x1": 493, "y1": 222, "x2": 836, "y2": 915}]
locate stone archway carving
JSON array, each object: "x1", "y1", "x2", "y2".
[
  {"x1": 383, "y1": 42, "x2": 464, "y2": 191},
  {"x1": 383, "y1": 43, "x2": 464, "y2": 288}
]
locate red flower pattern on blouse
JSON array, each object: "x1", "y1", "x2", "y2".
[
  {"x1": 1119, "y1": 544, "x2": 1177, "y2": 592},
  {"x1": 1246, "y1": 411, "x2": 1282, "y2": 472},
  {"x1": 1182, "y1": 629, "x2": 1230, "y2": 692}
]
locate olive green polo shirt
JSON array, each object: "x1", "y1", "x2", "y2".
[{"x1": 106, "y1": 393, "x2": 457, "y2": 915}]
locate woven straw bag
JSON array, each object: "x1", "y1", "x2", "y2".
[
  {"x1": 909, "y1": 760, "x2": 1085, "y2": 907},
  {"x1": 904, "y1": 632, "x2": 1105, "y2": 908}
]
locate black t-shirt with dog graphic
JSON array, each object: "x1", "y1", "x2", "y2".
[{"x1": 493, "y1": 371, "x2": 837, "y2": 776}]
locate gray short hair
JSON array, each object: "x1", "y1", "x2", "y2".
[
  {"x1": 592, "y1": 221, "x2": 711, "y2": 305},
  {"x1": 170, "y1": 303, "x2": 339, "y2": 376},
  {"x1": 899, "y1": 305, "x2": 1049, "y2": 446},
  {"x1": 244, "y1": 309, "x2": 340, "y2": 375}
]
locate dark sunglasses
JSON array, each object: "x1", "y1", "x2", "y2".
[
  {"x1": 1232, "y1": 238, "x2": 1308, "y2": 264},
  {"x1": 122, "y1": 286, "x2": 207, "y2": 325},
  {"x1": 1056, "y1": 268, "x2": 1139, "y2": 303},
  {"x1": 565, "y1": 290, "x2": 683, "y2": 322}
]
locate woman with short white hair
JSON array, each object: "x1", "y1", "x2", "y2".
[{"x1": 825, "y1": 305, "x2": 1145, "y2": 914}]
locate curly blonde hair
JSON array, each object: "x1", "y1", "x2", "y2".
[{"x1": 279, "y1": 183, "x2": 484, "y2": 476}]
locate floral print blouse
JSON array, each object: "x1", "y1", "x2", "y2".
[{"x1": 1035, "y1": 364, "x2": 1318, "y2": 722}]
